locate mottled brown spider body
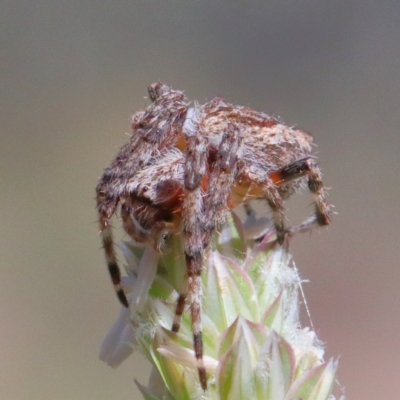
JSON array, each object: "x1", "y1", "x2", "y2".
[{"x1": 96, "y1": 83, "x2": 331, "y2": 390}]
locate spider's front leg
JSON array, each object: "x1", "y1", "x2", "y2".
[
  {"x1": 173, "y1": 124, "x2": 242, "y2": 391},
  {"x1": 173, "y1": 134, "x2": 208, "y2": 390},
  {"x1": 96, "y1": 185, "x2": 129, "y2": 308},
  {"x1": 97, "y1": 84, "x2": 188, "y2": 308}
]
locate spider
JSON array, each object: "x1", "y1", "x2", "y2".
[{"x1": 96, "y1": 83, "x2": 331, "y2": 391}]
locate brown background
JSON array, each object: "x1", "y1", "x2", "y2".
[{"x1": 1, "y1": 1, "x2": 399, "y2": 398}]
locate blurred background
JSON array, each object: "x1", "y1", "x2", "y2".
[{"x1": 1, "y1": 1, "x2": 399, "y2": 398}]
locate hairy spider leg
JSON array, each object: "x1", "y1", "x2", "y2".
[
  {"x1": 97, "y1": 209, "x2": 129, "y2": 307},
  {"x1": 96, "y1": 135, "x2": 166, "y2": 309},
  {"x1": 96, "y1": 83, "x2": 188, "y2": 308},
  {"x1": 203, "y1": 123, "x2": 242, "y2": 238},
  {"x1": 96, "y1": 136, "x2": 163, "y2": 308},
  {"x1": 173, "y1": 134, "x2": 208, "y2": 391},
  {"x1": 270, "y1": 157, "x2": 331, "y2": 236},
  {"x1": 172, "y1": 124, "x2": 242, "y2": 391},
  {"x1": 243, "y1": 168, "x2": 286, "y2": 243}
]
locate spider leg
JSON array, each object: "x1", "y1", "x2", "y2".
[
  {"x1": 179, "y1": 134, "x2": 208, "y2": 390},
  {"x1": 121, "y1": 200, "x2": 177, "y2": 250},
  {"x1": 184, "y1": 123, "x2": 241, "y2": 339},
  {"x1": 173, "y1": 124, "x2": 242, "y2": 391},
  {"x1": 95, "y1": 169, "x2": 129, "y2": 307},
  {"x1": 96, "y1": 85, "x2": 188, "y2": 308},
  {"x1": 95, "y1": 126, "x2": 161, "y2": 309},
  {"x1": 120, "y1": 200, "x2": 151, "y2": 243},
  {"x1": 171, "y1": 286, "x2": 188, "y2": 332},
  {"x1": 123, "y1": 151, "x2": 186, "y2": 248},
  {"x1": 272, "y1": 157, "x2": 331, "y2": 236},
  {"x1": 203, "y1": 123, "x2": 241, "y2": 240},
  {"x1": 244, "y1": 169, "x2": 286, "y2": 243},
  {"x1": 96, "y1": 202, "x2": 129, "y2": 308}
]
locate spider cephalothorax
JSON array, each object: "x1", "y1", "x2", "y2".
[{"x1": 96, "y1": 83, "x2": 331, "y2": 390}]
